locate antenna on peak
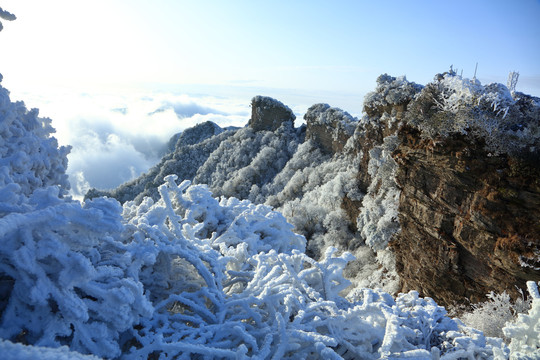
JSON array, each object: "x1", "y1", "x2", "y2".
[{"x1": 473, "y1": 62, "x2": 478, "y2": 80}]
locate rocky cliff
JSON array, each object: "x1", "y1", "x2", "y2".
[
  {"x1": 392, "y1": 126, "x2": 540, "y2": 306},
  {"x1": 89, "y1": 71, "x2": 540, "y2": 307}
]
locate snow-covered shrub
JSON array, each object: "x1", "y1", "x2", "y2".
[
  {"x1": 0, "y1": 190, "x2": 153, "y2": 358},
  {"x1": 194, "y1": 123, "x2": 303, "y2": 202},
  {"x1": 406, "y1": 71, "x2": 540, "y2": 155},
  {"x1": 461, "y1": 290, "x2": 531, "y2": 340},
  {"x1": 357, "y1": 134, "x2": 400, "y2": 252},
  {"x1": 264, "y1": 140, "x2": 362, "y2": 254},
  {"x1": 0, "y1": 339, "x2": 101, "y2": 360},
  {"x1": 0, "y1": 79, "x2": 71, "y2": 212},
  {"x1": 120, "y1": 176, "x2": 509, "y2": 359},
  {"x1": 364, "y1": 74, "x2": 423, "y2": 115},
  {"x1": 502, "y1": 281, "x2": 540, "y2": 359}
]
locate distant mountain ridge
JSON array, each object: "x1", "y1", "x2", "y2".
[{"x1": 88, "y1": 70, "x2": 540, "y2": 307}]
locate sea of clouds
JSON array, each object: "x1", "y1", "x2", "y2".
[
  {"x1": 7, "y1": 85, "x2": 350, "y2": 200},
  {"x1": 6, "y1": 88, "x2": 251, "y2": 199}
]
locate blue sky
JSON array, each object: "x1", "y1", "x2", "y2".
[
  {"x1": 1, "y1": 0, "x2": 539, "y2": 196},
  {"x1": 1, "y1": 0, "x2": 539, "y2": 104}
]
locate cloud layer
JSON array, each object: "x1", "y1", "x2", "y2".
[{"x1": 13, "y1": 89, "x2": 251, "y2": 199}]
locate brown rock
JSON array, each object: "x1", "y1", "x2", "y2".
[
  {"x1": 304, "y1": 104, "x2": 356, "y2": 155},
  {"x1": 391, "y1": 126, "x2": 540, "y2": 307},
  {"x1": 248, "y1": 96, "x2": 295, "y2": 132}
]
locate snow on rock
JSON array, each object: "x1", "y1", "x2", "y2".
[
  {"x1": 363, "y1": 74, "x2": 423, "y2": 118},
  {"x1": 165, "y1": 120, "x2": 224, "y2": 153},
  {"x1": 248, "y1": 95, "x2": 295, "y2": 132},
  {"x1": 406, "y1": 70, "x2": 540, "y2": 155},
  {"x1": 304, "y1": 103, "x2": 357, "y2": 154}
]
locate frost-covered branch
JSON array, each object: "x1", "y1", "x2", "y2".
[{"x1": 0, "y1": 7, "x2": 16, "y2": 31}]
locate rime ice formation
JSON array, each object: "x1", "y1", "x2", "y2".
[
  {"x1": 93, "y1": 73, "x2": 540, "y2": 308},
  {"x1": 2, "y1": 73, "x2": 540, "y2": 359}
]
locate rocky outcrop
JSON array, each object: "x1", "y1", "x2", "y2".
[
  {"x1": 392, "y1": 127, "x2": 540, "y2": 306},
  {"x1": 387, "y1": 71, "x2": 540, "y2": 307},
  {"x1": 248, "y1": 96, "x2": 295, "y2": 132},
  {"x1": 304, "y1": 104, "x2": 356, "y2": 154}
]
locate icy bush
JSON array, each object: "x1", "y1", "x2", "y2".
[
  {"x1": 357, "y1": 134, "x2": 400, "y2": 252},
  {"x1": 0, "y1": 339, "x2": 101, "y2": 360},
  {"x1": 502, "y1": 281, "x2": 540, "y2": 359},
  {"x1": 0, "y1": 80, "x2": 71, "y2": 211},
  {"x1": 406, "y1": 71, "x2": 540, "y2": 155},
  {"x1": 194, "y1": 123, "x2": 303, "y2": 202},
  {"x1": 0, "y1": 190, "x2": 153, "y2": 358},
  {"x1": 364, "y1": 74, "x2": 423, "y2": 114},
  {"x1": 1, "y1": 167, "x2": 521, "y2": 359},
  {"x1": 461, "y1": 290, "x2": 531, "y2": 340},
  {"x1": 106, "y1": 176, "x2": 517, "y2": 359}
]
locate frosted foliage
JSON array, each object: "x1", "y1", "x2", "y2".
[
  {"x1": 193, "y1": 124, "x2": 301, "y2": 201},
  {"x1": 266, "y1": 142, "x2": 360, "y2": 250},
  {"x1": 406, "y1": 72, "x2": 540, "y2": 155},
  {"x1": 364, "y1": 74, "x2": 423, "y2": 111},
  {"x1": 0, "y1": 83, "x2": 71, "y2": 212},
  {"x1": 0, "y1": 7, "x2": 16, "y2": 31},
  {"x1": 358, "y1": 135, "x2": 400, "y2": 251},
  {"x1": 95, "y1": 177, "x2": 515, "y2": 359},
  {"x1": 260, "y1": 138, "x2": 400, "y2": 294},
  {"x1": 0, "y1": 190, "x2": 153, "y2": 358},
  {"x1": 502, "y1": 282, "x2": 540, "y2": 359},
  {"x1": 1, "y1": 170, "x2": 517, "y2": 359},
  {"x1": 304, "y1": 103, "x2": 357, "y2": 136},
  {"x1": 461, "y1": 291, "x2": 531, "y2": 340},
  {"x1": 0, "y1": 339, "x2": 101, "y2": 360}
]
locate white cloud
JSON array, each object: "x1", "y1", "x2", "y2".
[
  {"x1": 5, "y1": 83, "x2": 364, "y2": 200},
  {"x1": 6, "y1": 87, "x2": 252, "y2": 199}
]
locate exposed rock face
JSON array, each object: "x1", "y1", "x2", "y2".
[
  {"x1": 248, "y1": 96, "x2": 295, "y2": 132},
  {"x1": 392, "y1": 128, "x2": 540, "y2": 306},
  {"x1": 304, "y1": 103, "x2": 356, "y2": 154}
]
